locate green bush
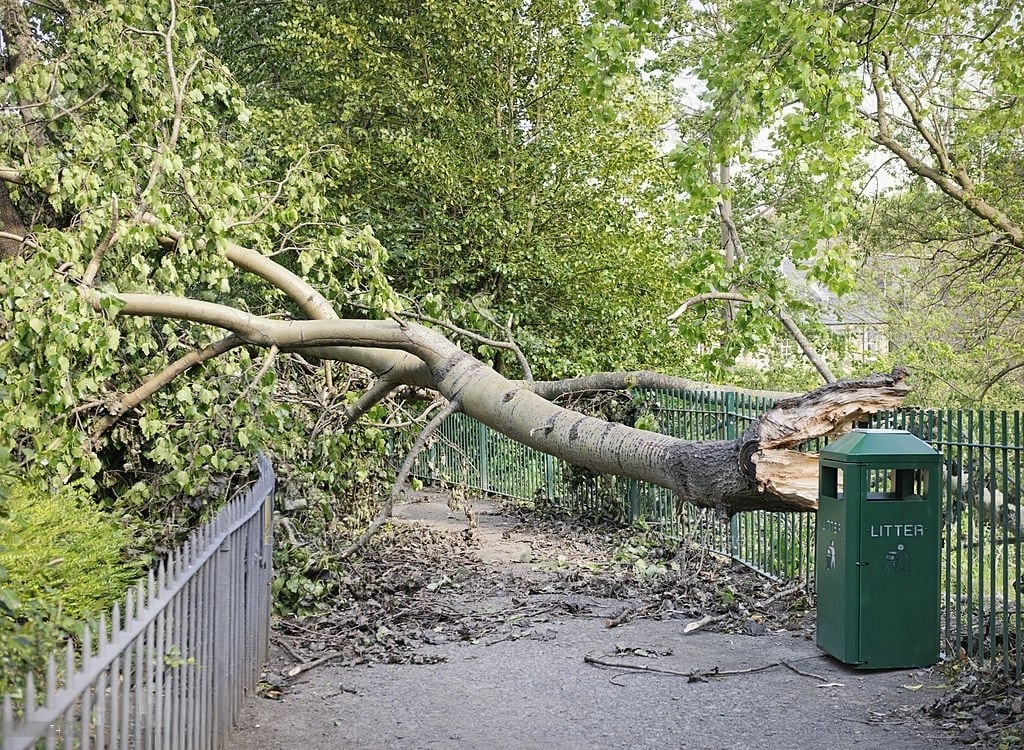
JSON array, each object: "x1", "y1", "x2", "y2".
[{"x1": 0, "y1": 482, "x2": 141, "y2": 697}]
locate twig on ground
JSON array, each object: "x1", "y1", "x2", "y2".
[
  {"x1": 271, "y1": 635, "x2": 305, "y2": 664},
  {"x1": 759, "y1": 583, "x2": 807, "y2": 607},
  {"x1": 605, "y1": 602, "x2": 659, "y2": 628},
  {"x1": 683, "y1": 613, "x2": 729, "y2": 634},
  {"x1": 286, "y1": 651, "x2": 344, "y2": 677},
  {"x1": 584, "y1": 653, "x2": 834, "y2": 684},
  {"x1": 782, "y1": 661, "x2": 829, "y2": 682},
  {"x1": 584, "y1": 653, "x2": 782, "y2": 681}
]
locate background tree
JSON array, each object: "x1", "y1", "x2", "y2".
[
  {"x1": 852, "y1": 185, "x2": 1024, "y2": 406},
  {"x1": 646, "y1": 0, "x2": 864, "y2": 386},
  {"x1": 664, "y1": 0, "x2": 1024, "y2": 401},
  {"x1": 209, "y1": 0, "x2": 692, "y2": 379}
]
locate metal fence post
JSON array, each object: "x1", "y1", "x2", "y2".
[
  {"x1": 628, "y1": 479, "x2": 640, "y2": 523},
  {"x1": 723, "y1": 390, "x2": 738, "y2": 440},
  {"x1": 544, "y1": 454, "x2": 556, "y2": 501},
  {"x1": 212, "y1": 534, "x2": 232, "y2": 747},
  {"x1": 478, "y1": 421, "x2": 490, "y2": 493},
  {"x1": 1, "y1": 457, "x2": 276, "y2": 750}
]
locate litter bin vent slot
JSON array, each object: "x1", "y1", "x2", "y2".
[{"x1": 865, "y1": 467, "x2": 928, "y2": 501}]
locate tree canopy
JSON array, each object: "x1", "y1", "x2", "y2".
[
  {"x1": 208, "y1": 0, "x2": 693, "y2": 379},
  {"x1": 662, "y1": 0, "x2": 1024, "y2": 401}
]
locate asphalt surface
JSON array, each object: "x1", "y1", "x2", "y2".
[
  {"x1": 226, "y1": 622, "x2": 958, "y2": 750},
  {"x1": 225, "y1": 493, "x2": 961, "y2": 750}
]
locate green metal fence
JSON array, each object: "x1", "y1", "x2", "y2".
[
  {"x1": 410, "y1": 388, "x2": 812, "y2": 584},
  {"x1": 870, "y1": 409, "x2": 1023, "y2": 679},
  {"x1": 410, "y1": 390, "x2": 1023, "y2": 679}
]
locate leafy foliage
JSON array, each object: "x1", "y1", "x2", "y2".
[
  {"x1": 657, "y1": 0, "x2": 1024, "y2": 395},
  {"x1": 0, "y1": 0, "x2": 396, "y2": 519},
  {"x1": 0, "y1": 0, "x2": 414, "y2": 631},
  {"x1": 0, "y1": 482, "x2": 142, "y2": 696},
  {"x1": 211, "y1": 0, "x2": 695, "y2": 379},
  {"x1": 851, "y1": 187, "x2": 1024, "y2": 406}
]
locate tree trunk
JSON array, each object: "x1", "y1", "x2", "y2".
[
  {"x1": 0, "y1": 183, "x2": 29, "y2": 258},
  {"x1": 109, "y1": 292, "x2": 911, "y2": 516}
]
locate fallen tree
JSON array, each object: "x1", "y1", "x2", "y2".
[
  {"x1": 93, "y1": 253, "x2": 910, "y2": 517},
  {"x1": 1, "y1": 210, "x2": 911, "y2": 518}
]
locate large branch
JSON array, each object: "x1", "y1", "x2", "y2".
[
  {"x1": 863, "y1": 59, "x2": 1024, "y2": 250},
  {"x1": 138, "y1": 213, "x2": 436, "y2": 390},
  {"x1": 105, "y1": 291, "x2": 909, "y2": 515},
  {"x1": 527, "y1": 370, "x2": 795, "y2": 401}
]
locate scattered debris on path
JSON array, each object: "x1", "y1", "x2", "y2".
[
  {"x1": 267, "y1": 488, "x2": 814, "y2": 686},
  {"x1": 250, "y1": 488, "x2": 1013, "y2": 748}
]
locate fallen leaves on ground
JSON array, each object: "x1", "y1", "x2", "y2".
[
  {"x1": 265, "y1": 498, "x2": 815, "y2": 691},
  {"x1": 928, "y1": 665, "x2": 1024, "y2": 746}
]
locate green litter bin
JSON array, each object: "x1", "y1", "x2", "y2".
[{"x1": 816, "y1": 429, "x2": 942, "y2": 669}]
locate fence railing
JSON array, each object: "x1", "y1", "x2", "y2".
[
  {"x1": 411, "y1": 390, "x2": 1023, "y2": 679},
  {"x1": 870, "y1": 409, "x2": 1023, "y2": 679},
  {"x1": 410, "y1": 389, "x2": 806, "y2": 580},
  {"x1": 2, "y1": 454, "x2": 275, "y2": 750}
]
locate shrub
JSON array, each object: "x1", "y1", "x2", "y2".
[{"x1": 0, "y1": 482, "x2": 141, "y2": 697}]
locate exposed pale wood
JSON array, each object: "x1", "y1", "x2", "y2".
[
  {"x1": 754, "y1": 450, "x2": 820, "y2": 512},
  {"x1": 754, "y1": 368, "x2": 910, "y2": 449}
]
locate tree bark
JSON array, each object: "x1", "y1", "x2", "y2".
[{"x1": 0, "y1": 182, "x2": 29, "y2": 258}]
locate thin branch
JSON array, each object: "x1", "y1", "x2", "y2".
[
  {"x1": 90, "y1": 334, "x2": 243, "y2": 440},
  {"x1": 882, "y1": 51, "x2": 954, "y2": 178},
  {"x1": 583, "y1": 653, "x2": 830, "y2": 683},
  {"x1": 584, "y1": 654, "x2": 775, "y2": 680},
  {"x1": 668, "y1": 292, "x2": 836, "y2": 383},
  {"x1": 284, "y1": 652, "x2": 343, "y2": 678},
  {"x1": 667, "y1": 292, "x2": 751, "y2": 321},
  {"x1": 230, "y1": 344, "x2": 279, "y2": 410},
  {"x1": 863, "y1": 59, "x2": 1024, "y2": 249},
  {"x1": 343, "y1": 379, "x2": 401, "y2": 427},
  {"x1": 224, "y1": 149, "x2": 333, "y2": 232},
  {"x1": 81, "y1": 195, "x2": 119, "y2": 287},
  {"x1": 472, "y1": 301, "x2": 533, "y2": 382},
  {"x1": 976, "y1": 361, "x2": 1024, "y2": 405},
  {"x1": 0, "y1": 230, "x2": 40, "y2": 251},
  {"x1": 339, "y1": 398, "x2": 462, "y2": 559},
  {"x1": 132, "y1": 0, "x2": 204, "y2": 219},
  {"x1": 398, "y1": 307, "x2": 533, "y2": 381}
]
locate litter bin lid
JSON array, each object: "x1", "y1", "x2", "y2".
[{"x1": 820, "y1": 428, "x2": 940, "y2": 463}]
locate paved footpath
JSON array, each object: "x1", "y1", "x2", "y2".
[
  {"x1": 226, "y1": 493, "x2": 961, "y2": 750},
  {"x1": 227, "y1": 622, "x2": 959, "y2": 750}
]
